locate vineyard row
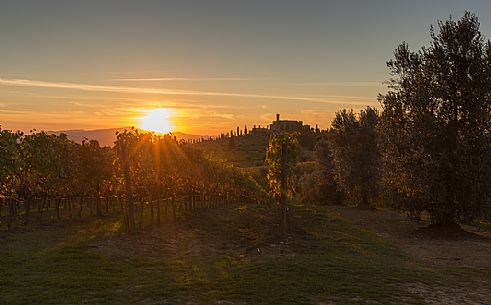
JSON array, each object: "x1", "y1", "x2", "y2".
[{"x1": 0, "y1": 190, "x2": 255, "y2": 231}]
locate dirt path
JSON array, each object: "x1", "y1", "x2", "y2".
[{"x1": 328, "y1": 206, "x2": 491, "y2": 269}]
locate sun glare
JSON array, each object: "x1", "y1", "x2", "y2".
[{"x1": 139, "y1": 108, "x2": 174, "y2": 134}]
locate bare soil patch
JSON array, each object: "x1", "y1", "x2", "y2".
[{"x1": 328, "y1": 206, "x2": 491, "y2": 268}]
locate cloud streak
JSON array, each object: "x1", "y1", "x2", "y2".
[
  {"x1": 109, "y1": 77, "x2": 258, "y2": 81},
  {"x1": 0, "y1": 77, "x2": 308, "y2": 100},
  {"x1": 290, "y1": 81, "x2": 384, "y2": 87},
  {"x1": 0, "y1": 77, "x2": 378, "y2": 106}
]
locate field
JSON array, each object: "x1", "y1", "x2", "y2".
[{"x1": 1, "y1": 202, "x2": 490, "y2": 305}]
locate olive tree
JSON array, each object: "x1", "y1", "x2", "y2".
[
  {"x1": 378, "y1": 12, "x2": 491, "y2": 224},
  {"x1": 330, "y1": 107, "x2": 380, "y2": 208}
]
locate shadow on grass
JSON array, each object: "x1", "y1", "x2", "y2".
[{"x1": 1, "y1": 203, "x2": 490, "y2": 304}]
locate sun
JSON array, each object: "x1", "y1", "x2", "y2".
[{"x1": 138, "y1": 108, "x2": 174, "y2": 134}]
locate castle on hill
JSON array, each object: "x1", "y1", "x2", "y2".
[
  {"x1": 196, "y1": 113, "x2": 320, "y2": 157},
  {"x1": 250, "y1": 113, "x2": 314, "y2": 135},
  {"x1": 270, "y1": 113, "x2": 311, "y2": 133}
]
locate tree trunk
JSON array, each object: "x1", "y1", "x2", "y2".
[
  {"x1": 24, "y1": 197, "x2": 31, "y2": 225},
  {"x1": 7, "y1": 198, "x2": 14, "y2": 231},
  {"x1": 39, "y1": 196, "x2": 45, "y2": 225},
  {"x1": 139, "y1": 199, "x2": 144, "y2": 230},
  {"x1": 68, "y1": 197, "x2": 72, "y2": 219},
  {"x1": 279, "y1": 143, "x2": 288, "y2": 242},
  {"x1": 79, "y1": 195, "x2": 84, "y2": 218},
  {"x1": 157, "y1": 197, "x2": 161, "y2": 226},
  {"x1": 96, "y1": 196, "x2": 102, "y2": 217},
  {"x1": 358, "y1": 191, "x2": 370, "y2": 209},
  {"x1": 172, "y1": 195, "x2": 177, "y2": 222},
  {"x1": 164, "y1": 198, "x2": 168, "y2": 223},
  {"x1": 432, "y1": 209, "x2": 457, "y2": 227},
  {"x1": 56, "y1": 197, "x2": 61, "y2": 220},
  {"x1": 187, "y1": 189, "x2": 192, "y2": 215},
  {"x1": 150, "y1": 198, "x2": 155, "y2": 227},
  {"x1": 120, "y1": 196, "x2": 124, "y2": 213},
  {"x1": 90, "y1": 196, "x2": 94, "y2": 216}
]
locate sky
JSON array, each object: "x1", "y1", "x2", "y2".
[{"x1": 1, "y1": 0, "x2": 491, "y2": 135}]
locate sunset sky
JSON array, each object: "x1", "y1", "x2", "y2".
[{"x1": 2, "y1": 0, "x2": 491, "y2": 135}]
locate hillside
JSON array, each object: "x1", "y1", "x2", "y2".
[
  {"x1": 196, "y1": 132, "x2": 270, "y2": 167},
  {"x1": 49, "y1": 127, "x2": 206, "y2": 147},
  {"x1": 195, "y1": 131, "x2": 317, "y2": 169}
]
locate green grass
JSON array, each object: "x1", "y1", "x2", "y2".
[{"x1": 0, "y1": 203, "x2": 489, "y2": 304}]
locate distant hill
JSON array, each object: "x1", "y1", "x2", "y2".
[{"x1": 49, "y1": 127, "x2": 207, "y2": 147}]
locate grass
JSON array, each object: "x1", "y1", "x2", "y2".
[{"x1": 0, "y1": 203, "x2": 489, "y2": 304}]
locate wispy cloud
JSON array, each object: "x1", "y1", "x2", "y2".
[
  {"x1": 0, "y1": 108, "x2": 33, "y2": 114},
  {"x1": 290, "y1": 81, "x2": 384, "y2": 87},
  {"x1": 301, "y1": 94, "x2": 372, "y2": 100},
  {"x1": 208, "y1": 113, "x2": 236, "y2": 120},
  {"x1": 109, "y1": 77, "x2": 258, "y2": 82},
  {"x1": 0, "y1": 77, "x2": 378, "y2": 106},
  {"x1": 69, "y1": 102, "x2": 110, "y2": 108},
  {"x1": 0, "y1": 77, "x2": 307, "y2": 101}
]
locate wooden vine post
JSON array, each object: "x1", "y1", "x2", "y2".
[{"x1": 279, "y1": 142, "x2": 288, "y2": 242}]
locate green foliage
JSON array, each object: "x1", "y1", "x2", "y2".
[
  {"x1": 330, "y1": 107, "x2": 380, "y2": 207},
  {"x1": 300, "y1": 135, "x2": 343, "y2": 205},
  {"x1": 265, "y1": 133, "x2": 300, "y2": 199},
  {"x1": 113, "y1": 128, "x2": 262, "y2": 201},
  {"x1": 0, "y1": 128, "x2": 22, "y2": 197},
  {"x1": 0, "y1": 127, "x2": 263, "y2": 231},
  {"x1": 16, "y1": 131, "x2": 83, "y2": 198},
  {"x1": 379, "y1": 12, "x2": 491, "y2": 224},
  {"x1": 79, "y1": 139, "x2": 114, "y2": 195},
  {"x1": 110, "y1": 128, "x2": 265, "y2": 232}
]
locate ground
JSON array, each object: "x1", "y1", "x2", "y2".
[
  {"x1": 0, "y1": 203, "x2": 490, "y2": 305},
  {"x1": 329, "y1": 206, "x2": 491, "y2": 269}
]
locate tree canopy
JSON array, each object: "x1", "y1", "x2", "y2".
[
  {"x1": 379, "y1": 12, "x2": 491, "y2": 224},
  {"x1": 329, "y1": 107, "x2": 380, "y2": 208}
]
